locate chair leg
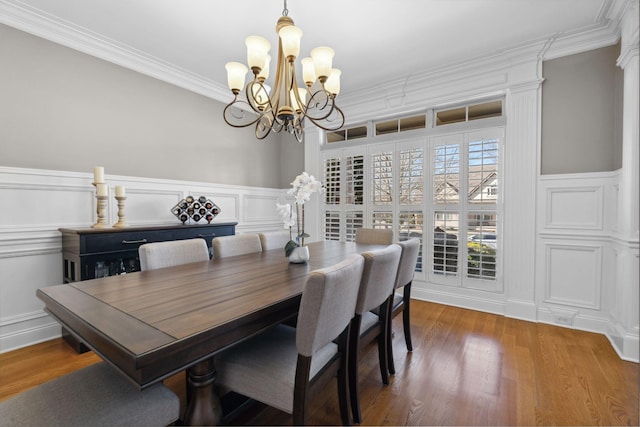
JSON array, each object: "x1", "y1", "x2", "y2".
[
  {"x1": 337, "y1": 327, "x2": 352, "y2": 426},
  {"x1": 293, "y1": 355, "x2": 312, "y2": 426},
  {"x1": 403, "y1": 283, "x2": 413, "y2": 351},
  {"x1": 348, "y1": 315, "x2": 363, "y2": 424},
  {"x1": 377, "y1": 300, "x2": 390, "y2": 386},
  {"x1": 386, "y1": 295, "x2": 396, "y2": 375}
]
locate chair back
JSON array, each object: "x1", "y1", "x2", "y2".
[
  {"x1": 355, "y1": 244, "x2": 402, "y2": 315},
  {"x1": 355, "y1": 227, "x2": 393, "y2": 245},
  {"x1": 395, "y1": 238, "x2": 420, "y2": 289},
  {"x1": 258, "y1": 230, "x2": 291, "y2": 251},
  {"x1": 212, "y1": 234, "x2": 262, "y2": 259},
  {"x1": 296, "y1": 254, "x2": 364, "y2": 357},
  {"x1": 139, "y1": 238, "x2": 209, "y2": 271}
]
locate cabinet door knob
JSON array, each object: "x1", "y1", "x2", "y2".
[{"x1": 121, "y1": 239, "x2": 148, "y2": 244}]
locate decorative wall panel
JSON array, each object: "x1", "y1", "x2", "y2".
[
  {"x1": 545, "y1": 186, "x2": 603, "y2": 230},
  {"x1": 544, "y1": 243, "x2": 602, "y2": 309}
]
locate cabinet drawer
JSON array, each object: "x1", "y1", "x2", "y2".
[{"x1": 84, "y1": 230, "x2": 174, "y2": 254}]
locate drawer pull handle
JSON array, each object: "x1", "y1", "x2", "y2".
[
  {"x1": 198, "y1": 233, "x2": 217, "y2": 239},
  {"x1": 122, "y1": 239, "x2": 148, "y2": 244}
]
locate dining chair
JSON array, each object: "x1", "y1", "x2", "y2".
[
  {"x1": 354, "y1": 227, "x2": 393, "y2": 245},
  {"x1": 258, "y1": 230, "x2": 291, "y2": 251},
  {"x1": 214, "y1": 253, "x2": 365, "y2": 425},
  {"x1": 348, "y1": 244, "x2": 402, "y2": 423},
  {"x1": 386, "y1": 237, "x2": 421, "y2": 375},
  {"x1": 0, "y1": 362, "x2": 179, "y2": 427},
  {"x1": 211, "y1": 233, "x2": 262, "y2": 258},
  {"x1": 138, "y1": 238, "x2": 210, "y2": 271}
]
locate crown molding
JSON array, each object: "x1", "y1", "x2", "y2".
[
  {"x1": 339, "y1": 4, "x2": 621, "y2": 120},
  {"x1": 0, "y1": 0, "x2": 625, "y2": 109},
  {"x1": 0, "y1": 0, "x2": 231, "y2": 103}
]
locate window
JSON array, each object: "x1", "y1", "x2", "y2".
[
  {"x1": 435, "y1": 99, "x2": 502, "y2": 126},
  {"x1": 322, "y1": 152, "x2": 366, "y2": 241},
  {"x1": 372, "y1": 211, "x2": 394, "y2": 229},
  {"x1": 345, "y1": 155, "x2": 364, "y2": 204},
  {"x1": 432, "y1": 212, "x2": 459, "y2": 275},
  {"x1": 430, "y1": 130, "x2": 502, "y2": 289},
  {"x1": 327, "y1": 125, "x2": 367, "y2": 143},
  {"x1": 320, "y1": 111, "x2": 503, "y2": 290},
  {"x1": 399, "y1": 148, "x2": 424, "y2": 204},
  {"x1": 371, "y1": 151, "x2": 393, "y2": 205},
  {"x1": 375, "y1": 114, "x2": 426, "y2": 136},
  {"x1": 433, "y1": 143, "x2": 460, "y2": 204},
  {"x1": 399, "y1": 210, "x2": 423, "y2": 272},
  {"x1": 466, "y1": 213, "x2": 497, "y2": 279},
  {"x1": 324, "y1": 211, "x2": 340, "y2": 240},
  {"x1": 345, "y1": 211, "x2": 364, "y2": 242},
  {"x1": 324, "y1": 157, "x2": 341, "y2": 204},
  {"x1": 468, "y1": 139, "x2": 498, "y2": 204}
]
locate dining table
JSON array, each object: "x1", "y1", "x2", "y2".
[{"x1": 36, "y1": 240, "x2": 385, "y2": 426}]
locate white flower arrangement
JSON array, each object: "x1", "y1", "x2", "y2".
[{"x1": 277, "y1": 172, "x2": 323, "y2": 256}]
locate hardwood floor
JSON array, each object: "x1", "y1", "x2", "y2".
[{"x1": 1, "y1": 300, "x2": 637, "y2": 425}]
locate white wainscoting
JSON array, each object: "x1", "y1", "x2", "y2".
[
  {"x1": 537, "y1": 171, "x2": 639, "y2": 362},
  {"x1": 0, "y1": 166, "x2": 286, "y2": 353}
]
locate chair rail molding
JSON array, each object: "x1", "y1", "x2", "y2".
[{"x1": 0, "y1": 166, "x2": 287, "y2": 353}]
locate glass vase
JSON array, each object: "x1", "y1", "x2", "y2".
[{"x1": 288, "y1": 246, "x2": 309, "y2": 264}]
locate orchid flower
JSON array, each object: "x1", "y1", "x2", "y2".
[{"x1": 278, "y1": 172, "x2": 324, "y2": 256}]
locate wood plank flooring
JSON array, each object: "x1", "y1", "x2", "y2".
[{"x1": 1, "y1": 300, "x2": 637, "y2": 425}]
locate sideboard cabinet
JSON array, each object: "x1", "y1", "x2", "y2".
[
  {"x1": 58, "y1": 222, "x2": 237, "y2": 351},
  {"x1": 60, "y1": 222, "x2": 236, "y2": 282}
]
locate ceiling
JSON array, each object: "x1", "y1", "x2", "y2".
[{"x1": 0, "y1": 0, "x2": 619, "y2": 102}]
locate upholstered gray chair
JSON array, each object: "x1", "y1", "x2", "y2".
[
  {"x1": 258, "y1": 230, "x2": 292, "y2": 251},
  {"x1": 386, "y1": 237, "x2": 421, "y2": 375},
  {"x1": 211, "y1": 233, "x2": 262, "y2": 259},
  {"x1": 0, "y1": 362, "x2": 179, "y2": 427},
  {"x1": 215, "y1": 254, "x2": 365, "y2": 425},
  {"x1": 354, "y1": 227, "x2": 393, "y2": 245},
  {"x1": 138, "y1": 238, "x2": 209, "y2": 271},
  {"x1": 348, "y1": 244, "x2": 402, "y2": 423}
]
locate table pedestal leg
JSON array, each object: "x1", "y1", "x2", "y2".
[{"x1": 183, "y1": 358, "x2": 222, "y2": 426}]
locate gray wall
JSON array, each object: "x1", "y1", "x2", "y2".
[
  {"x1": 541, "y1": 43, "x2": 623, "y2": 174},
  {"x1": 0, "y1": 24, "x2": 304, "y2": 189}
]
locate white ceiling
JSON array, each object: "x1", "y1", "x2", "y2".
[{"x1": 0, "y1": 0, "x2": 619, "y2": 102}]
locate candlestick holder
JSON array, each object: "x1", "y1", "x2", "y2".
[
  {"x1": 113, "y1": 196, "x2": 128, "y2": 228},
  {"x1": 92, "y1": 194, "x2": 109, "y2": 228},
  {"x1": 91, "y1": 182, "x2": 109, "y2": 229},
  {"x1": 92, "y1": 182, "x2": 99, "y2": 218}
]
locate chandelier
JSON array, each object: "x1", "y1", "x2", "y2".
[{"x1": 223, "y1": 0, "x2": 344, "y2": 142}]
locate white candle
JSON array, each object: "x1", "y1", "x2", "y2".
[
  {"x1": 93, "y1": 166, "x2": 104, "y2": 183},
  {"x1": 115, "y1": 185, "x2": 125, "y2": 197},
  {"x1": 96, "y1": 183, "x2": 108, "y2": 196}
]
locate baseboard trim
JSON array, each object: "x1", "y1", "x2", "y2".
[
  {"x1": 0, "y1": 320, "x2": 61, "y2": 354},
  {"x1": 412, "y1": 286, "x2": 505, "y2": 316}
]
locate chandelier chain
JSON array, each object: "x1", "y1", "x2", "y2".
[{"x1": 282, "y1": 0, "x2": 289, "y2": 16}]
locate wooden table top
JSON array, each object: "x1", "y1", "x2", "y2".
[{"x1": 37, "y1": 240, "x2": 383, "y2": 388}]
